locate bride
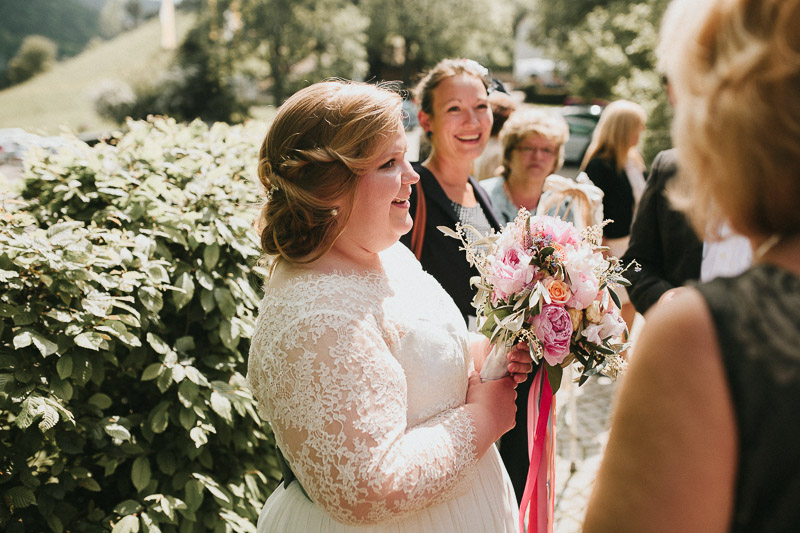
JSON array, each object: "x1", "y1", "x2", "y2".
[{"x1": 246, "y1": 80, "x2": 532, "y2": 532}]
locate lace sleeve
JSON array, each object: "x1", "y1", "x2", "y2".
[{"x1": 249, "y1": 308, "x2": 479, "y2": 525}]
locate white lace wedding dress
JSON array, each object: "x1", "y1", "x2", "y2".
[{"x1": 247, "y1": 243, "x2": 518, "y2": 532}]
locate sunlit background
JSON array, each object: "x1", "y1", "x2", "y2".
[{"x1": 1, "y1": 0, "x2": 673, "y2": 187}]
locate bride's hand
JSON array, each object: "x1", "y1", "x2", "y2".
[
  {"x1": 506, "y1": 341, "x2": 534, "y2": 384},
  {"x1": 465, "y1": 372, "x2": 518, "y2": 440}
]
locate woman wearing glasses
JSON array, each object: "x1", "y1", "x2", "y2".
[{"x1": 480, "y1": 107, "x2": 574, "y2": 225}]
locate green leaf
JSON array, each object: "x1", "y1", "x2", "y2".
[
  {"x1": 56, "y1": 355, "x2": 73, "y2": 379},
  {"x1": 195, "y1": 270, "x2": 214, "y2": 291},
  {"x1": 82, "y1": 291, "x2": 113, "y2": 317},
  {"x1": 111, "y1": 515, "x2": 140, "y2": 533},
  {"x1": 608, "y1": 287, "x2": 622, "y2": 309},
  {"x1": 138, "y1": 286, "x2": 164, "y2": 314},
  {"x1": 172, "y1": 272, "x2": 195, "y2": 311},
  {"x1": 38, "y1": 403, "x2": 60, "y2": 431},
  {"x1": 79, "y1": 478, "x2": 102, "y2": 491},
  {"x1": 0, "y1": 303, "x2": 20, "y2": 317},
  {"x1": 545, "y1": 364, "x2": 563, "y2": 394},
  {"x1": 74, "y1": 332, "x2": 106, "y2": 351},
  {"x1": 179, "y1": 407, "x2": 196, "y2": 430},
  {"x1": 4, "y1": 485, "x2": 37, "y2": 508},
  {"x1": 149, "y1": 402, "x2": 170, "y2": 434},
  {"x1": 141, "y1": 363, "x2": 163, "y2": 381},
  {"x1": 200, "y1": 288, "x2": 215, "y2": 313},
  {"x1": 156, "y1": 450, "x2": 177, "y2": 476},
  {"x1": 13, "y1": 330, "x2": 33, "y2": 349},
  {"x1": 46, "y1": 308, "x2": 73, "y2": 322},
  {"x1": 146, "y1": 333, "x2": 171, "y2": 355},
  {"x1": 46, "y1": 512, "x2": 63, "y2": 533},
  {"x1": 210, "y1": 391, "x2": 232, "y2": 422},
  {"x1": 113, "y1": 500, "x2": 143, "y2": 515},
  {"x1": 189, "y1": 426, "x2": 208, "y2": 448},
  {"x1": 51, "y1": 378, "x2": 73, "y2": 401},
  {"x1": 213, "y1": 288, "x2": 236, "y2": 319},
  {"x1": 105, "y1": 422, "x2": 132, "y2": 442},
  {"x1": 139, "y1": 512, "x2": 161, "y2": 533},
  {"x1": 131, "y1": 456, "x2": 152, "y2": 492},
  {"x1": 203, "y1": 242, "x2": 220, "y2": 269},
  {"x1": 13, "y1": 310, "x2": 37, "y2": 326},
  {"x1": 88, "y1": 393, "x2": 113, "y2": 409},
  {"x1": 184, "y1": 479, "x2": 204, "y2": 512},
  {"x1": 219, "y1": 320, "x2": 240, "y2": 351}
]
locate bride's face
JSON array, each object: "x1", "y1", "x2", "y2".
[{"x1": 336, "y1": 123, "x2": 419, "y2": 255}]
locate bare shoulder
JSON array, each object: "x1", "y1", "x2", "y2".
[{"x1": 584, "y1": 287, "x2": 737, "y2": 533}]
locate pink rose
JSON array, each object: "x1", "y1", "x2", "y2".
[
  {"x1": 488, "y1": 244, "x2": 535, "y2": 301},
  {"x1": 534, "y1": 216, "x2": 581, "y2": 246},
  {"x1": 530, "y1": 304, "x2": 573, "y2": 365}
]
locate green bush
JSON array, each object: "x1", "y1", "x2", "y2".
[
  {"x1": 7, "y1": 35, "x2": 58, "y2": 85},
  {"x1": 1, "y1": 117, "x2": 282, "y2": 532}
]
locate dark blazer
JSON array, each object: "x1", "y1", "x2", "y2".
[
  {"x1": 621, "y1": 149, "x2": 703, "y2": 314},
  {"x1": 399, "y1": 163, "x2": 503, "y2": 322},
  {"x1": 584, "y1": 156, "x2": 635, "y2": 239}
]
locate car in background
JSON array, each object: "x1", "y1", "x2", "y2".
[
  {"x1": 559, "y1": 104, "x2": 605, "y2": 165},
  {"x1": 0, "y1": 128, "x2": 72, "y2": 165},
  {"x1": 402, "y1": 98, "x2": 420, "y2": 131}
]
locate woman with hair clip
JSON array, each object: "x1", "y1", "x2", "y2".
[
  {"x1": 399, "y1": 58, "x2": 504, "y2": 328},
  {"x1": 584, "y1": 0, "x2": 800, "y2": 531},
  {"x1": 246, "y1": 80, "x2": 532, "y2": 532}
]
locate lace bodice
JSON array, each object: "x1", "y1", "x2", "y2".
[{"x1": 247, "y1": 243, "x2": 479, "y2": 526}]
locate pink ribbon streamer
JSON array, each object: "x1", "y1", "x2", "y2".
[{"x1": 518, "y1": 369, "x2": 555, "y2": 533}]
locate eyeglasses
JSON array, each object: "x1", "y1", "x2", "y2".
[{"x1": 515, "y1": 146, "x2": 556, "y2": 157}]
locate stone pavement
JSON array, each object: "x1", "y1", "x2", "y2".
[
  {"x1": 551, "y1": 314, "x2": 644, "y2": 532},
  {"x1": 551, "y1": 374, "x2": 618, "y2": 532}
]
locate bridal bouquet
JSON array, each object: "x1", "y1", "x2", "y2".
[{"x1": 441, "y1": 209, "x2": 629, "y2": 391}]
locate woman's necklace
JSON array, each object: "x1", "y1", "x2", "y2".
[{"x1": 754, "y1": 234, "x2": 782, "y2": 261}]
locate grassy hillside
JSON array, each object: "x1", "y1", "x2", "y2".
[
  {"x1": 0, "y1": 0, "x2": 99, "y2": 66},
  {"x1": 0, "y1": 12, "x2": 195, "y2": 136}
]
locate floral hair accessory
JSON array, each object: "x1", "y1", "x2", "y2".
[
  {"x1": 265, "y1": 183, "x2": 279, "y2": 203},
  {"x1": 459, "y1": 58, "x2": 489, "y2": 78}
]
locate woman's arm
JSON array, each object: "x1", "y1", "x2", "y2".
[
  {"x1": 257, "y1": 311, "x2": 518, "y2": 526},
  {"x1": 583, "y1": 288, "x2": 737, "y2": 533}
]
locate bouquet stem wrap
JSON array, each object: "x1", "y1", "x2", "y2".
[
  {"x1": 519, "y1": 369, "x2": 555, "y2": 533},
  {"x1": 480, "y1": 341, "x2": 512, "y2": 382}
]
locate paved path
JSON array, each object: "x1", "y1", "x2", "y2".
[
  {"x1": 550, "y1": 314, "x2": 643, "y2": 532},
  {"x1": 552, "y1": 374, "x2": 618, "y2": 532}
]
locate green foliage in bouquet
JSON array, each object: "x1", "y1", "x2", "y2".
[{"x1": 0, "y1": 117, "x2": 282, "y2": 533}]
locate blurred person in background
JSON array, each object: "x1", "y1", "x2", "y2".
[
  {"x1": 581, "y1": 99, "x2": 648, "y2": 333},
  {"x1": 472, "y1": 80, "x2": 517, "y2": 181},
  {"x1": 584, "y1": 0, "x2": 800, "y2": 530}
]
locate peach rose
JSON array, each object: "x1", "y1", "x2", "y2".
[{"x1": 544, "y1": 278, "x2": 572, "y2": 305}]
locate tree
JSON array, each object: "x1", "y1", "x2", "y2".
[
  {"x1": 536, "y1": 0, "x2": 673, "y2": 163},
  {"x1": 6, "y1": 35, "x2": 57, "y2": 85},
  {"x1": 361, "y1": 0, "x2": 518, "y2": 84},
  {"x1": 225, "y1": 0, "x2": 369, "y2": 104}
]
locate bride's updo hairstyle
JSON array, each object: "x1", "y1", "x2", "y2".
[
  {"x1": 661, "y1": 0, "x2": 800, "y2": 239},
  {"x1": 256, "y1": 80, "x2": 402, "y2": 264}
]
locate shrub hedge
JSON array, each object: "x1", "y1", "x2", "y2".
[{"x1": 0, "y1": 117, "x2": 282, "y2": 533}]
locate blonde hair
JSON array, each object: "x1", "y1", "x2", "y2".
[
  {"x1": 413, "y1": 58, "x2": 492, "y2": 115},
  {"x1": 661, "y1": 0, "x2": 800, "y2": 240},
  {"x1": 499, "y1": 107, "x2": 570, "y2": 179},
  {"x1": 580, "y1": 100, "x2": 647, "y2": 172},
  {"x1": 256, "y1": 80, "x2": 403, "y2": 264}
]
